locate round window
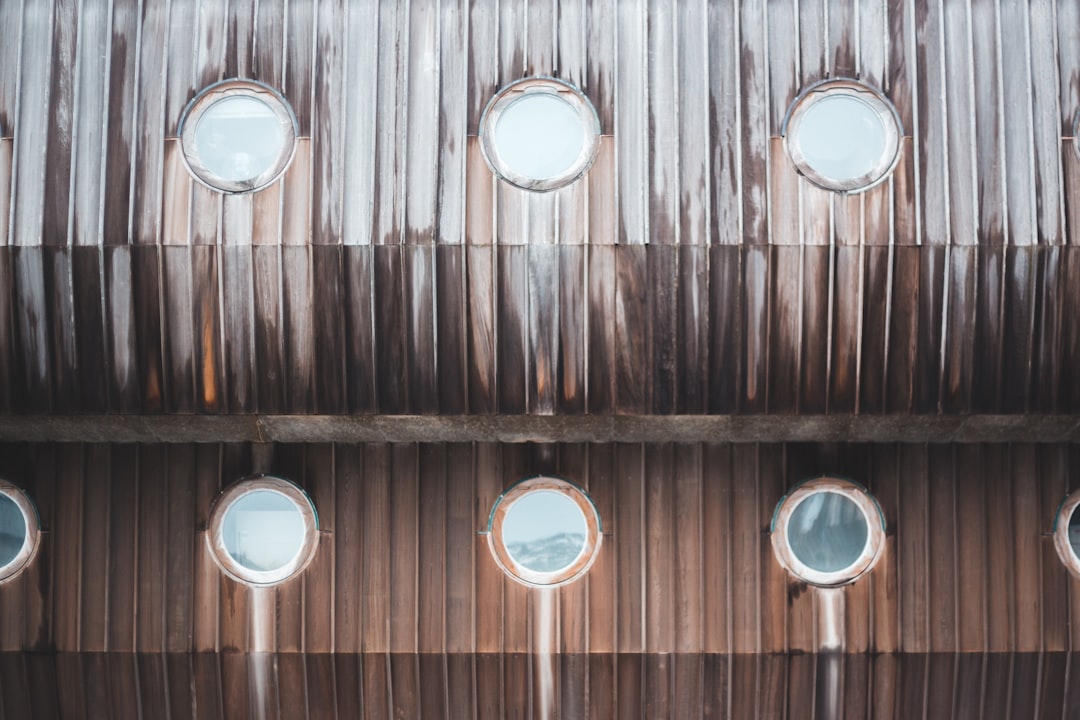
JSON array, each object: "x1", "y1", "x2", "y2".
[
  {"x1": 0, "y1": 481, "x2": 41, "y2": 584},
  {"x1": 179, "y1": 80, "x2": 298, "y2": 193},
  {"x1": 1052, "y1": 490, "x2": 1080, "y2": 578},
  {"x1": 486, "y1": 476, "x2": 602, "y2": 587},
  {"x1": 771, "y1": 477, "x2": 885, "y2": 586},
  {"x1": 782, "y1": 79, "x2": 902, "y2": 193},
  {"x1": 479, "y1": 77, "x2": 601, "y2": 192},
  {"x1": 206, "y1": 476, "x2": 319, "y2": 586}
]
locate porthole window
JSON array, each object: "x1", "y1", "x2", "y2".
[
  {"x1": 0, "y1": 481, "x2": 41, "y2": 584},
  {"x1": 771, "y1": 476, "x2": 885, "y2": 587},
  {"x1": 179, "y1": 80, "x2": 298, "y2": 194},
  {"x1": 479, "y1": 77, "x2": 601, "y2": 192},
  {"x1": 486, "y1": 476, "x2": 602, "y2": 588},
  {"x1": 206, "y1": 475, "x2": 319, "y2": 586},
  {"x1": 1052, "y1": 490, "x2": 1080, "y2": 578},
  {"x1": 782, "y1": 79, "x2": 902, "y2": 193}
]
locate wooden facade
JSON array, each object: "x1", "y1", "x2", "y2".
[{"x1": 2, "y1": 0, "x2": 1080, "y2": 716}]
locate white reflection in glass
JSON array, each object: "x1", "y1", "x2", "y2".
[
  {"x1": 797, "y1": 95, "x2": 887, "y2": 182},
  {"x1": 493, "y1": 93, "x2": 585, "y2": 181},
  {"x1": 222, "y1": 490, "x2": 305, "y2": 572},
  {"x1": 787, "y1": 491, "x2": 868, "y2": 573},
  {"x1": 0, "y1": 495, "x2": 25, "y2": 567},
  {"x1": 194, "y1": 96, "x2": 285, "y2": 183},
  {"x1": 1069, "y1": 508, "x2": 1080, "y2": 560},
  {"x1": 502, "y1": 490, "x2": 587, "y2": 573}
]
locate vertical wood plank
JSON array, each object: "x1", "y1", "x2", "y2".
[
  {"x1": 586, "y1": 244, "x2": 616, "y2": 413},
  {"x1": 897, "y1": 444, "x2": 929, "y2": 652},
  {"x1": 343, "y1": 245, "x2": 376, "y2": 413},
  {"x1": 673, "y1": 444, "x2": 703, "y2": 653},
  {"x1": 527, "y1": 244, "x2": 560, "y2": 414},
  {"x1": 104, "y1": 246, "x2": 143, "y2": 411},
  {"x1": 999, "y1": 0, "x2": 1036, "y2": 246},
  {"x1": 983, "y1": 444, "x2": 1015, "y2": 651},
  {"x1": 251, "y1": 244, "x2": 285, "y2": 412},
  {"x1": 614, "y1": 245, "x2": 647, "y2": 412},
  {"x1": 334, "y1": 444, "x2": 363, "y2": 653},
  {"x1": 404, "y1": 0, "x2": 440, "y2": 246},
  {"x1": 615, "y1": 443, "x2": 644, "y2": 654},
  {"x1": 50, "y1": 445, "x2": 83, "y2": 652},
  {"x1": 106, "y1": 445, "x2": 138, "y2": 652},
  {"x1": 78, "y1": 446, "x2": 110, "y2": 652},
  {"x1": 131, "y1": 0, "x2": 169, "y2": 246},
  {"x1": 1038, "y1": 445, "x2": 1069, "y2": 652},
  {"x1": 731, "y1": 444, "x2": 760, "y2": 653},
  {"x1": 869, "y1": 444, "x2": 899, "y2": 654},
  {"x1": 830, "y1": 245, "x2": 861, "y2": 412},
  {"x1": 191, "y1": 245, "x2": 223, "y2": 412},
  {"x1": 437, "y1": 245, "x2": 468, "y2": 413},
  {"x1": 340, "y1": 0, "x2": 378, "y2": 246},
  {"x1": 927, "y1": 445, "x2": 957, "y2": 652},
  {"x1": 282, "y1": 245, "x2": 315, "y2": 412},
  {"x1": 69, "y1": 248, "x2": 103, "y2": 411},
  {"x1": 135, "y1": 445, "x2": 166, "y2": 652},
  {"x1": 418, "y1": 444, "x2": 448, "y2": 653},
  {"x1": 220, "y1": 245, "x2": 255, "y2": 412},
  {"x1": 302, "y1": 443, "x2": 334, "y2": 653},
  {"x1": 971, "y1": 0, "x2": 1005, "y2": 246},
  {"x1": 12, "y1": 1, "x2": 54, "y2": 249},
  {"x1": 192, "y1": 444, "x2": 223, "y2": 653},
  {"x1": 445, "y1": 443, "x2": 476, "y2": 654},
  {"x1": 496, "y1": 244, "x2": 527, "y2": 413},
  {"x1": 645, "y1": 443, "x2": 675, "y2": 653},
  {"x1": 102, "y1": 0, "x2": 138, "y2": 244},
  {"x1": 586, "y1": 443, "x2": 615, "y2": 654},
  {"x1": 702, "y1": 443, "x2": 732, "y2": 654},
  {"x1": 1012, "y1": 444, "x2": 1042, "y2": 652},
  {"x1": 740, "y1": 0, "x2": 770, "y2": 246},
  {"x1": 41, "y1": 0, "x2": 76, "y2": 248},
  {"x1": 159, "y1": 246, "x2": 194, "y2": 410},
  {"x1": 971, "y1": 246, "x2": 1004, "y2": 411},
  {"x1": 373, "y1": 245, "x2": 408, "y2": 412},
  {"x1": 390, "y1": 443, "x2": 419, "y2": 653},
  {"x1": 374, "y1": 1, "x2": 405, "y2": 245},
  {"x1": 312, "y1": 245, "x2": 346, "y2": 413},
  {"x1": 475, "y1": 442, "x2": 504, "y2": 654},
  {"x1": 676, "y1": 245, "x2": 708, "y2": 412},
  {"x1": 361, "y1": 443, "x2": 391, "y2": 654},
  {"x1": 466, "y1": 243, "x2": 497, "y2": 412},
  {"x1": 311, "y1": 0, "x2": 345, "y2": 247},
  {"x1": 404, "y1": 245, "x2": 437, "y2": 413},
  {"x1": 800, "y1": 245, "x2": 829, "y2": 412},
  {"x1": 768, "y1": 246, "x2": 800, "y2": 412},
  {"x1": 616, "y1": 0, "x2": 647, "y2": 244},
  {"x1": 942, "y1": 244, "x2": 977, "y2": 412}
]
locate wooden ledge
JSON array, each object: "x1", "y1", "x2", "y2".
[{"x1": 0, "y1": 414, "x2": 1077, "y2": 444}]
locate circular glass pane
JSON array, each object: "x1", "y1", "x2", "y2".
[
  {"x1": 1069, "y1": 507, "x2": 1080, "y2": 560},
  {"x1": 480, "y1": 78, "x2": 600, "y2": 192},
  {"x1": 222, "y1": 489, "x2": 306, "y2": 572},
  {"x1": 787, "y1": 491, "x2": 869, "y2": 573},
  {"x1": 493, "y1": 94, "x2": 586, "y2": 181},
  {"x1": 194, "y1": 96, "x2": 286, "y2": 183},
  {"x1": 501, "y1": 489, "x2": 588, "y2": 573},
  {"x1": 795, "y1": 95, "x2": 887, "y2": 182},
  {"x1": 0, "y1": 494, "x2": 26, "y2": 567}
]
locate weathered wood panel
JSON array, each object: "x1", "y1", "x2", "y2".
[{"x1": 1, "y1": 440, "x2": 1073, "y2": 659}]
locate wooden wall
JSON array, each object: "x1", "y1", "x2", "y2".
[
  {"x1": 2, "y1": 441, "x2": 1080, "y2": 658},
  {"x1": 2, "y1": 243, "x2": 1079, "y2": 416},
  {"x1": 1, "y1": 651, "x2": 1077, "y2": 720},
  {"x1": 1, "y1": 0, "x2": 1079, "y2": 417}
]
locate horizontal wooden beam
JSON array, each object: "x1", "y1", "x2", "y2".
[{"x1": 0, "y1": 414, "x2": 1077, "y2": 444}]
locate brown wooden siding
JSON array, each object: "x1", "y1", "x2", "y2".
[
  {"x1": 3, "y1": 243, "x2": 1080, "y2": 416},
  {"x1": 1, "y1": 441, "x2": 1079, "y2": 657},
  {"x1": 1, "y1": 651, "x2": 1077, "y2": 720},
  {"x1": 2, "y1": 0, "x2": 1080, "y2": 418}
]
